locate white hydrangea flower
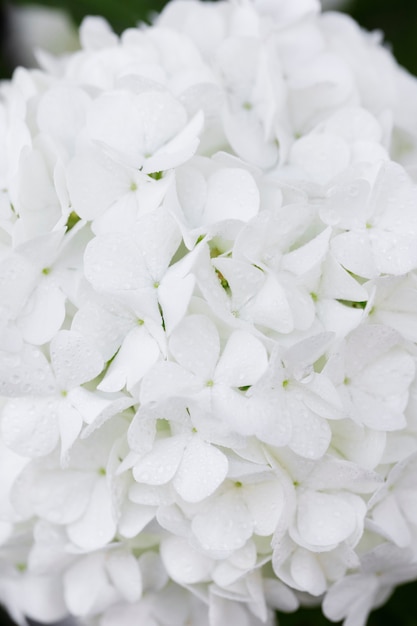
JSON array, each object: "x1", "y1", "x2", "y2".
[{"x1": 3, "y1": 1, "x2": 417, "y2": 625}]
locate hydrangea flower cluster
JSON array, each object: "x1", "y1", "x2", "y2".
[{"x1": 2, "y1": 1, "x2": 417, "y2": 625}]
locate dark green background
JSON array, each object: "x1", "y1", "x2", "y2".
[{"x1": 0, "y1": 0, "x2": 417, "y2": 624}]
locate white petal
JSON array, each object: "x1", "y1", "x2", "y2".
[
  {"x1": 86, "y1": 92, "x2": 147, "y2": 168},
  {"x1": 67, "y1": 146, "x2": 132, "y2": 220},
  {"x1": 58, "y1": 401, "x2": 83, "y2": 463},
  {"x1": 143, "y1": 110, "x2": 204, "y2": 173},
  {"x1": 209, "y1": 591, "x2": 255, "y2": 626},
  {"x1": 246, "y1": 274, "x2": 293, "y2": 333},
  {"x1": 223, "y1": 106, "x2": 279, "y2": 169},
  {"x1": 320, "y1": 253, "x2": 368, "y2": 301},
  {"x1": 63, "y1": 554, "x2": 112, "y2": 616},
  {"x1": 282, "y1": 228, "x2": 331, "y2": 276},
  {"x1": 98, "y1": 325, "x2": 161, "y2": 392},
  {"x1": 215, "y1": 330, "x2": 268, "y2": 387},
  {"x1": 323, "y1": 574, "x2": 378, "y2": 622},
  {"x1": 118, "y1": 500, "x2": 156, "y2": 538},
  {"x1": 288, "y1": 397, "x2": 331, "y2": 459},
  {"x1": 301, "y1": 374, "x2": 344, "y2": 420},
  {"x1": 32, "y1": 469, "x2": 95, "y2": 525},
  {"x1": 1, "y1": 397, "x2": 59, "y2": 458},
  {"x1": 79, "y1": 15, "x2": 118, "y2": 49},
  {"x1": 212, "y1": 384, "x2": 259, "y2": 437},
  {"x1": 294, "y1": 490, "x2": 358, "y2": 548},
  {"x1": 174, "y1": 163, "x2": 207, "y2": 228},
  {"x1": 18, "y1": 283, "x2": 66, "y2": 345},
  {"x1": 129, "y1": 482, "x2": 172, "y2": 506},
  {"x1": 323, "y1": 107, "x2": 382, "y2": 143},
  {"x1": 106, "y1": 550, "x2": 142, "y2": 603},
  {"x1": 72, "y1": 299, "x2": 133, "y2": 361},
  {"x1": 50, "y1": 330, "x2": 104, "y2": 389},
  {"x1": 263, "y1": 578, "x2": 299, "y2": 612},
  {"x1": 371, "y1": 494, "x2": 411, "y2": 547},
  {"x1": 243, "y1": 479, "x2": 285, "y2": 536},
  {"x1": 251, "y1": 394, "x2": 293, "y2": 447},
  {"x1": 229, "y1": 540, "x2": 257, "y2": 571},
  {"x1": 169, "y1": 314, "x2": 220, "y2": 379},
  {"x1": 316, "y1": 299, "x2": 363, "y2": 338},
  {"x1": 173, "y1": 437, "x2": 228, "y2": 502},
  {"x1": 133, "y1": 435, "x2": 188, "y2": 485},
  {"x1": 67, "y1": 477, "x2": 116, "y2": 550},
  {"x1": 305, "y1": 458, "x2": 382, "y2": 493},
  {"x1": 158, "y1": 272, "x2": 195, "y2": 334},
  {"x1": 0, "y1": 344, "x2": 56, "y2": 397},
  {"x1": 204, "y1": 168, "x2": 260, "y2": 224},
  {"x1": 330, "y1": 420, "x2": 386, "y2": 469},
  {"x1": 192, "y1": 490, "x2": 252, "y2": 553},
  {"x1": 0, "y1": 440, "x2": 28, "y2": 522},
  {"x1": 87, "y1": 91, "x2": 187, "y2": 169},
  {"x1": 133, "y1": 208, "x2": 181, "y2": 281},
  {"x1": 289, "y1": 133, "x2": 350, "y2": 184},
  {"x1": 349, "y1": 387, "x2": 407, "y2": 431},
  {"x1": 127, "y1": 411, "x2": 156, "y2": 454},
  {"x1": 213, "y1": 257, "x2": 264, "y2": 312},
  {"x1": 69, "y1": 386, "x2": 117, "y2": 425},
  {"x1": 331, "y1": 232, "x2": 377, "y2": 279},
  {"x1": 161, "y1": 535, "x2": 213, "y2": 584},
  {"x1": 0, "y1": 253, "x2": 42, "y2": 316},
  {"x1": 22, "y1": 575, "x2": 67, "y2": 623},
  {"x1": 355, "y1": 349, "x2": 414, "y2": 397},
  {"x1": 84, "y1": 232, "x2": 147, "y2": 292},
  {"x1": 372, "y1": 231, "x2": 417, "y2": 275},
  {"x1": 140, "y1": 361, "x2": 201, "y2": 404},
  {"x1": 37, "y1": 84, "x2": 90, "y2": 151},
  {"x1": 290, "y1": 548, "x2": 327, "y2": 595}
]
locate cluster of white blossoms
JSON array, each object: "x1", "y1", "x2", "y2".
[{"x1": 2, "y1": 0, "x2": 417, "y2": 625}]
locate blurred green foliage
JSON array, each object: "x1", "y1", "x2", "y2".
[{"x1": 4, "y1": 0, "x2": 167, "y2": 32}]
